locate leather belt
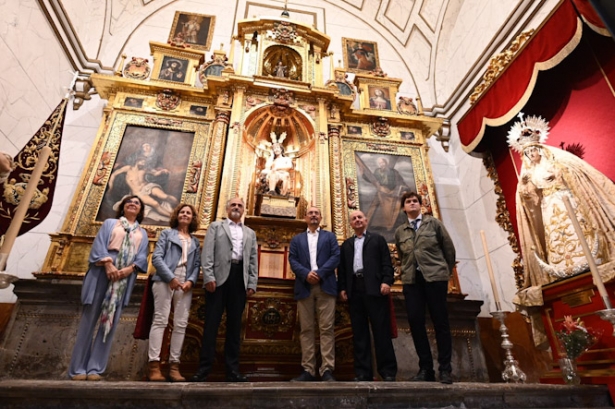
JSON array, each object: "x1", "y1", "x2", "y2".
[
  {"x1": 231, "y1": 259, "x2": 243, "y2": 264},
  {"x1": 354, "y1": 270, "x2": 364, "y2": 278}
]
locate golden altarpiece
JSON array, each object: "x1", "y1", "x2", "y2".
[{"x1": 0, "y1": 13, "x2": 486, "y2": 382}]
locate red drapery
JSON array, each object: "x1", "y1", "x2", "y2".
[{"x1": 457, "y1": 0, "x2": 607, "y2": 152}]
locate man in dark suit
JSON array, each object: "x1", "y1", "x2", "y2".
[
  {"x1": 289, "y1": 206, "x2": 340, "y2": 382},
  {"x1": 339, "y1": 210, "x2": 397, "y2": 382},
  {"x1": 191, "y1": 197, "x2": 258, "y2": 382}
]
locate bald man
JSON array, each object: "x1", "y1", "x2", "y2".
[
  {"x1": 289, "y1": 206, "x2": 340, "y2": 382},
  {"x1": 338, "y1": 210, "x2": 397, "y2": 381}
]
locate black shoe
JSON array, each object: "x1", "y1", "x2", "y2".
[
  {"x1": 226, "y1": 371, "x2": 249, "y2": 382},
  {"x1": 190, "y1": 369, "x2": 209, "y2": 382},
  {"x1": 439, "y1": 371, "x2": 453, "y2": 384},
  {"x1": 291, "y1": 371, "x2": 316, "y2": 382},
  {"x1": 412, "y1": 369, "x2": 435, "y2": 382},
  {"x1": 353, "y1": 375, "x2": 372, "y2": 382},
  {"x1": 321, "y1": 370, "x2": 336, "y2": 382},
  {"x1": 383, "y1": 375, "x2": 396, "y2": 382}
]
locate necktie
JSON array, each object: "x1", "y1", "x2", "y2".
[{"x1": 410, "y1": 220, "x2": 417, "y2": 231}]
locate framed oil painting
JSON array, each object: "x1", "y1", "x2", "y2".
[
  {"x1": 342, "y1": 38, "x2": 380, "y2": 73},
  {"x1": 342, "y1": 139, "x2": 438, "y2": 243},
  {"x1": 168, "y1": 11, "x2": 215, "y2": 51},
  {"x1": 189, "y1": 105, "x2": 208, "y2": 116},
  {"x1": 347, "y1": 125, "x2": 363, "y2": 136},
  {"x1": 400, "y1": 131, "x2": 415, "y2": 141},
  {"x1": 367, "y1": 85, "x2": 392, "y2": 110},
  {"x1": 157, "y1": 56, "x2": 190, "y2": 83},
  {"x1": 65, "y1": 111, "x2": 214, "y2": 237},
  {"x1": 124, "y1": 97, "x2": 143, "y2": 108},
  {"x1": 97, "y1": 125, "x2": 193, "y2": 226}
]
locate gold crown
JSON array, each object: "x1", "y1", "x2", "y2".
[{"x1": 507, "y1": 113, "x2": 550, "y2": 153}]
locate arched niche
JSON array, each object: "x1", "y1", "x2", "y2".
[
  {"x1": 242, "y1": 103, "x2": 316, "y2": 217},
  {"x1": 262, "y1": 45, "x2": 303, "y2": 81}
]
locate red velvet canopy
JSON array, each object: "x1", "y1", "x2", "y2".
[{"x1": 457, "y1": 0, "x2": 607, "y2": 152}]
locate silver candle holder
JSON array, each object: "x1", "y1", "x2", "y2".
[
  {"x1": 597, "y1": 306, "x2": 615, "y2": 336},
  {"x1": 491, "y1": 310, "x2": 527, "y2": 383}
]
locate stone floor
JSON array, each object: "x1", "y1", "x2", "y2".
[{"x1": 0, "y1": 380, "x2": 612, "y2": 409}]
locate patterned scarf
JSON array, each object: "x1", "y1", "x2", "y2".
[{"x1": 99, "y1": 217, "x2": 139, "y2": 342}]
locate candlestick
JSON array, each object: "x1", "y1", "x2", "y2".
[
  {"x1": 562, "y1": 195, "x2": 611, "y2": 309},
  {"x1": 491, "y1": 311, "x2": 527, "y2": 383},
  {"x1": 481, "y1": 230, "x2": 502, "y2": 311}
]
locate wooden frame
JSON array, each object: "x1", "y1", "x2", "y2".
[
  {"x1": 341, "y1": 138, "x2": 438, "y2": 243},
  {"x1": 342, "y1": 38, "x2": 380, "y2": 73},
  {"x1": 68, "y1": 111, "x2": 214, "y2": 237},
  {"x1": 168, "y1": 11, "x2": 215, "y2": 51}
]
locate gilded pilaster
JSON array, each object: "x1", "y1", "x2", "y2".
[
  {"x1": 208, "y1": 109, "x2": 231, "y2": 223},
  {"x1": 316, "y1": 98, "x2": 332, "y2": 228},
  {"x1": 328, "y1": 125, "x2": 346, "y2": 240}
]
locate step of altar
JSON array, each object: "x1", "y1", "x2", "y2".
[{"x1": 0, "y1": 379, "x2": 612, "y2": 408}]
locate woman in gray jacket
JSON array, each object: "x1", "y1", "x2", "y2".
[{"x1": 148, "y1": 203, "x2": 201, "y2": 382}]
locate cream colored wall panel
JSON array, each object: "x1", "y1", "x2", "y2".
[
  {"x1": 384, "y1": 0, "x2": 414, "y2": 32},
  {"x1": 60, "y1": 0, "x2": 105, "y2": 57},
  {"x1": 420, "y1": 0, "x2": 443, "y2": 32},
  {"x1": 434, "y1": 0, "x2": 518, "y2": 104},
  {"x1": 406, "y1": 26, "x2": 431, "y2": 85},
  {"x1": 340, "y1": 0, "x2": 365, "y2": 10}
]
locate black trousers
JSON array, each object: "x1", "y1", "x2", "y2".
[
  {"x1": 349, "y1": 276, "x2": 397, "y2": 379},
  {"x1": 402, "y1": 271, "x2": 452, "y2": 373},
  {"x1": 198, "y1": 263, "x2": 246, "y2": 374}
]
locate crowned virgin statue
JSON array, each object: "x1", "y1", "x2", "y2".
[{"x1": 511, "y1": 115, "x2": 615, "y2": 337}]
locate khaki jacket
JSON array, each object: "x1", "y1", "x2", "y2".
[{"x1": 394, "y1": 214, "x2": 456, "y2": 284}]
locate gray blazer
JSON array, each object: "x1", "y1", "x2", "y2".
[
  {"x1": 152, "y1": 228, "x2": 201, "y2": 285},
  {"x1": 201, "y1": 220, "x2": 258, "y2": 291}
]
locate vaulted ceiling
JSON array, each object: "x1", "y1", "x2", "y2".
[{"x1": 42, "y1": 0, "x2": 560, "y2": 118}]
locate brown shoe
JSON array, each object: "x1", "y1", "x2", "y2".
[
  {"x1": 86, "y1": 374, "x2": 101, "y2": 381},
  {"x1": 71, "y1": 374, "x2": 87, "y2": 381},
  {"x1": 148, "y1": 361, "x2": 165, "y2": 382},
  {"x1": 168, "y1": 362, "x2": 186, "y2": 382}
]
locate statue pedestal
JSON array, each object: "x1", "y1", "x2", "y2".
[
  {"x1": 392, "y1": 294, "x2": 488, "y2": 381},
  {"x1": 255, "y1": 194, "x2": 299, "y2": 218}
]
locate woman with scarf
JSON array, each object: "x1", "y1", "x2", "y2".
[
  {"x1": 69, "y1": 195, "x2": 149, "y2": 381},
  {"x1": 147, "y1": 203, "x2": 201, "y2": 382}
]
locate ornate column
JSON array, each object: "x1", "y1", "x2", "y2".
[
  {"x1": 205, "y1": 108, "x2": 231, "y2": 224},
  {"x1": 327, "y1": 124, "x2": 346, "y2": 240},
  {"x1": 316, "y1": 97, "x2": 332, "y2": 228}
]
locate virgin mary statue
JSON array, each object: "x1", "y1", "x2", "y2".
[{"x1": 511, "y1": 114, "x2": 615, "y2": 346}]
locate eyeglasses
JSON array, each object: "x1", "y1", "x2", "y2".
[{"x1": 126, "y1": 200, "x2": 141, "y2": 205}]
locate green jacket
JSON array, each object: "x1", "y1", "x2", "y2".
[{"x1": 394, "y1": 214, "x2": 456, "y2": 284}]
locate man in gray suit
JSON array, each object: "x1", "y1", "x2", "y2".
[{"x1": 191, "y1": 197, "x2": 258, "y2": 382}]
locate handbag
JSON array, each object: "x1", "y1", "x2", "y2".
[{"x1": 133, "y1": 274, "x2": 154, "y2": 339}]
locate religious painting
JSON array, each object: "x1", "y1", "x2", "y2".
[
  {"x1": 124, "y1": 97, "x2": 143, "y2": 108},
  {"x1": 368, "y1": 86, "x2": 391, "y2": 110},
  {"x1": 342, "y1": 139, "x2": 438, "y2": 243},
  {"x1": 347, "y1": 125, "x2": 363, "y2": 136},
  {"x1": 96, "y1": 125, "x2": 193, "y2": 226},
  {"x1": 157, "y1": 56, "x2": 189, "y2": 83},
  {"x1": 342, "y1": 38, "x2": 380, "y2": 73},
  {"x1": 168, "y1": 11, "x2": 215, "y2": 51},
  {"x1": 189, "y1": 105, "x2": 208, "y2": 116},
  {"x1": 400, "y1": 131, "x2": 415, "y2": 141}
]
